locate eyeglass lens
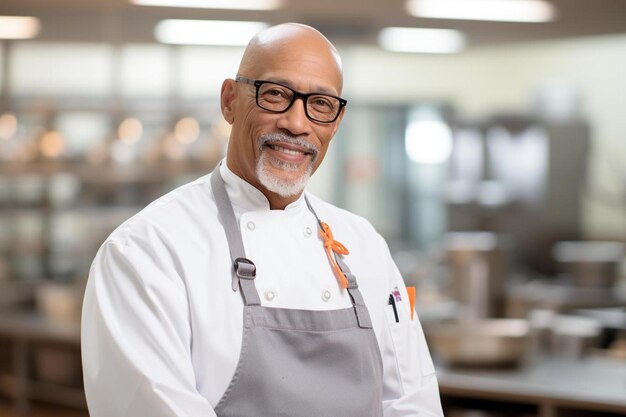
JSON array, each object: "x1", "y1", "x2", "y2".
[{"x1": 257, "y1": 82, "x2": 341, "y2": 122}]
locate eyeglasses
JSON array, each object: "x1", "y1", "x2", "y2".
[{"x1": 235, "y1": 76, "x2": 347, "y2": 123}]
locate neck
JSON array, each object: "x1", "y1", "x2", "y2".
[{"x1": 265, "y1": 191, "x2": 301, "y2": 210}]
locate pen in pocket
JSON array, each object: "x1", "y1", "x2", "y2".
[{"x1": 388, "y1": 293, "x2": 399, "y2": 323}]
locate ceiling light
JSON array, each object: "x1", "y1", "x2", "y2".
[
  {"x1": 118, "y1": 118, "x2": 143, "y2": 144},
  {"x1": 0, "y1": 113, "x2": 18, "y2": 140},
  {"x1": 378, "y1": 27, "x2": 465, "y2": 54},
  {"x1": 155, "y1": 20, "x2": 268, "y2": 46},
  {"x1": 407, "y1": 0, "x2": 556, "y2": 23},
  {"x1": 131, "y1": 0, "x2": 281, "y2": 10},
  {"x1": 174, "y1": 117, "x2": 200, "y2": 144},
  {"x1": 0, "y1": 16, "x2": 41, "y2": 39},
  {"x1": 40, "y1": 131, "x2": 65, "y2": 159}
]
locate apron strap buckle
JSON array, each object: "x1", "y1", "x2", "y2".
[{"x1": 234, "y1": 258, "x2": 256, "y2": 280}]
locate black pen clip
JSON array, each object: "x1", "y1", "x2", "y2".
[{"x1": 388, "y1": 294, "x2": 399, "y2": 323}]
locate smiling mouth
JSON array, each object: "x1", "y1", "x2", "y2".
[
  {"x1": 257, "y1": 133, "x2": 319, "y2": 165},
  {"x1": 265, "y1": 143, "x2": 313, "y2": 156}
]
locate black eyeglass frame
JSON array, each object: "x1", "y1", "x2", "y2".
[{"x1": 235, "y1": 75, "x2": 347, "y2": 124}]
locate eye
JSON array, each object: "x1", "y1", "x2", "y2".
[
  {"x1": 310, "y1": 96, "x2": 335, "y2": 112},
  {"x1": 266, "y1": 88, "x2": 285, "y2": 97},
  {"x1": 260, "y1": 84, "x2": 291, "y2": 102}
]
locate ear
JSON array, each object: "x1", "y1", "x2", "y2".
[{"x1": 220, "y1": 79, "x2": 237, "y2": 125}]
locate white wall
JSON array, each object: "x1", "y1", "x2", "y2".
[{"x1": 9, "y1": 43, "x2": 114, "y2": 97}]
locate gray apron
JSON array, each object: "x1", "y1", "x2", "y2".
[{"x1": 210, "y1": 168, "x2": 384, "y2": 417}]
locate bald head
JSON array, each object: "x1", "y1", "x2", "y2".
[{"x1": 238, "y1": 23, "x2": 343, "y2": 93}]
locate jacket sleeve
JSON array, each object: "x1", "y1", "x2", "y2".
[
  {"x1": 81, "y1": 230, "x2": 217, "y2": 417},
  {"x1": 376, "y1": 236, "x2": 444, "y2": 417}
]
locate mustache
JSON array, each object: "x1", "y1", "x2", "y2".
[{"x1": 258, "y1": 132, "x2": 319, "y2": 161}]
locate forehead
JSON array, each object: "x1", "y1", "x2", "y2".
[{"x1": 253, "y1": 42, "x2": 342, "y2": 96}]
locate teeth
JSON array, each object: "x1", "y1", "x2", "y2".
[{"x1": 269, "y1": 144, "x2": 304, "y2": 156}]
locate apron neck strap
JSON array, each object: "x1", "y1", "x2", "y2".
[{"x1": 210, "y1": 166, "x2": 261, "y2": 306}]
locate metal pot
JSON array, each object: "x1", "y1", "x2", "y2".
[
  {"x1": 553, "y1": 241, "x2": 625, "y2": 288},
  {"x1": 549, "y1": 314, "x2": 601, "y2": 358},
  {"x1": 428, "y1": 318, "x2": 530, "y2": 367}
]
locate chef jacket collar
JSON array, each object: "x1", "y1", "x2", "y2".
[{"x1": 219, "y1": 159, "x2": 307, "y2": 213}]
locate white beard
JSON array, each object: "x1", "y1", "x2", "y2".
[
  {"x1": 255, "y1": 133, "x2": 318, "y2": 198},
  {"x1": 256, "y1": 151, "x2": 313, "y2": 198}
]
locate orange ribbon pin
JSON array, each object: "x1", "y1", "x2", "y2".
[{"x1": 319, "y1": 221, "x2": 350, "y2": 289}]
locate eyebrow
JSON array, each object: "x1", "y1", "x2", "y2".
[{"x1": 267, "y1": 77, "x2": 337, "y2": 96}]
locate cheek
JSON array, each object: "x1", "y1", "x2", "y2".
[
  {"x1": 315, "y1": 127, "x2": 335, "y2": 152},
  {"x1": 311, "y1": 129, "x2": 335, "y2": 171},
  {"x1": 240, "y1": 105, "x2": 257, "y2": 126},
  {"x1": 235, "y1": 107, "x2": 265, "y2": 150}
]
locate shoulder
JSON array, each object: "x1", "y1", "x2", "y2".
[
  {"x1": 106, "y1": 173, "x2": 217, "y2": 249},
  {"x1": 88, "y1": 173, "x2": 224, "y2": 294}
]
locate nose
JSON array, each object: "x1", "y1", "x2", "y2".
[{"x1": 275, "y1": 97, "x2": 312, "y2": 136}]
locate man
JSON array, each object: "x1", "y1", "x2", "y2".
[{"x1": 82, "y1": 23, "x2": 443, "y2": 417}]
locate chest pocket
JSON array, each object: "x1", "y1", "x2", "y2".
[{"x1": 384, "y1": 288, "x2": 436, "y2": 394}]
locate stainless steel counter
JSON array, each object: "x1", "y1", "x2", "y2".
[{"x1": 438, "y1": 355, "x2": 626, "y2": 416}]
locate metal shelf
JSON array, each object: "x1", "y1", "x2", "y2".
[{"x1": 0, "y1": 313, "x2": 83, "y2": 416}]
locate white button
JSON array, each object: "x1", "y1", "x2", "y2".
[
  {"x1": 246, "y1": 221, "x2": 256, "y2": 231},
  {"x1": 264, "y1": 290, "x2": 276, "y2": 301},
  {"x1": 321, "y1": 290, "x2": 332, "y2": 302},
  {"x1": 303, "y1": 226, "x2": 313, "y2": 237}
]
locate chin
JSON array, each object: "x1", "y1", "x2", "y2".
[{"x1": 256, "y1": 153, "x2": 312, "y2": 198}]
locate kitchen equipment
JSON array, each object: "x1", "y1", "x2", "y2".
[
  {"x1": 575, "y1": 307, "x2": 626, "y2": 331},
  {"x1": 526, "y1": 308, "x2": 556, "y2": 353},
  {"x1": 448, "y1": 117, "x2": 590, "y2": 276},
  {"x1": 553, "y1": 241, "x2": 625, "y2": 288},
  {"x1": 428, "y1": 318, "x2": 530, "y2": 367},
  {"x1": 574, "y1": 307, "x2": 626, "y2": 359},
  {"x1": 549, "y1": 314, "x2": 601, "y2": 358},
  {"x1": 445, "y1": 232, "x2": 510, "y2": 318},
  {"x1": 527, "y1": 309, "x2": 602, "y2": 357}
]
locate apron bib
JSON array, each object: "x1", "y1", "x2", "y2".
[{"x1": 210, "y1": 168, "x2": 383, "y2": 417}]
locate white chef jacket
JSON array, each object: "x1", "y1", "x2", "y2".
[{"x1": 81, "y1": 161, "x2": 443, "y2": 417}]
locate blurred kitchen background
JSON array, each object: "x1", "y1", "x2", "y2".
[{"x1": 0, "y1": 0, "x2": 625, "y2": 416}]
